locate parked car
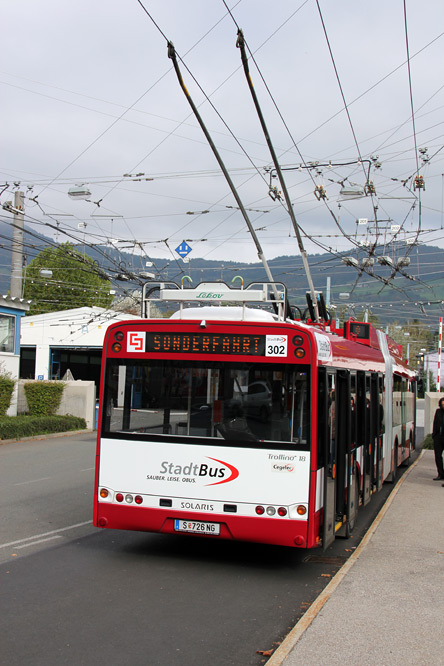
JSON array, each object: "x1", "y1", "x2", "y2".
[{"x1": 232, "y1": 380, "x2": 272, "y2": 422}]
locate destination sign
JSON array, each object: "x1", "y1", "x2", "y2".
[{"x1": 146, "y1": 332, "x2": 265, "y2": 356}]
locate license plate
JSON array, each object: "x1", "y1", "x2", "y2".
[{"x1": 174, "y1": 519, "x2": 220, "y2": 535}]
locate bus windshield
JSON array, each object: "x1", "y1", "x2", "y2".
[{"x1": 102, "y1": 360, "x2": 310, "y2": 448}]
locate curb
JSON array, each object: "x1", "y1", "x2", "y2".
[
  {"x1": 265, "y1": 449, "x2": 425, "y2": 666},
  {"x1": 0, "y1": 429, "x2": 94, "y2": 446}
]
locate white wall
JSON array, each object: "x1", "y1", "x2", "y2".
[
  {"x1": 424, "y1": 392, "x2": 444, "y2": 436},
  {"x1": 18, "y1": 379, "x2": 96, "y2": 429}
]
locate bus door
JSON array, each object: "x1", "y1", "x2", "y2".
[
  {"x1": 369, "y1": 373, "x2": 380, "y2": 492},
  {"x1": 375, "y1": 375, "x2": 384, "y2": 491},
  {"x1": 400, "y1": 379, "x2": 407, "y2": 457},
  {"x1": 335, "y1": 370, "x2": 359, "y2": 538},
  {"x1": 319, "y1": 369, "x2": 336, "y2": 550},
  {"x1": 358, "y1": 371, "x2": 372, "y2": 506},
  {"x1": 335, "y1": 370, "x2": 349, "y2": 520},
  {"x1": 345, "y1": 373, "x2": 359, "y2": 537}
]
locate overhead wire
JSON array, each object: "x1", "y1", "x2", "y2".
[
  {"x1": 314, "y1": 0, "x2": 381, "y2": 246},
  {"x1": 221, "y1": 1, "x2": 416, "y2": 294},
  {"x1": 4, "y1": 1, "x2": 444, "y2": 308},
  {"x1": 2, "y1": 9, "x2": 430, "y2": 272}
]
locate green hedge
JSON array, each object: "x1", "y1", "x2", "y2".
[
  {"x1": 0, "y1": 414, "x2": 87, "y2": 440},
  {"x1": 24, "y1": 381, "x2": 65, "y2": 416},
  {"x1": 0, "y1": 374, "x2": 15, "y2": 416},
  {"x1": 422, "y1": 433, "x2": 433, "y2": 450}
]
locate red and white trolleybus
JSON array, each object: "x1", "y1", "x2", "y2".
[{"x1": 93, "y1": 281, "x2": 416, "y2": 549}]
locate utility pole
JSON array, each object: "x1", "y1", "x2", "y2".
[
  {"x1": 10, "y1": 190, "x2": 25, "y2": 298},
  {"x1": 326, "y1": 277, "x2": 331, "y2": 308}
]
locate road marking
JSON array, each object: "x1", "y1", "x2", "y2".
[
  {"x1": 80, "y1": 467, "x2": 94, "y2": 472},
  {"x1": 16, "y1": 535, "x2": 62, "y2": 549},
  {"x1": 0, "y1": 520, "x2": 93, "y2": 549},
  {"x1": 13, "y1": 476, "x2": 52, "y2": 486}
]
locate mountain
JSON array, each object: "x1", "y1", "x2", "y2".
[{"x1": 2, "y1": 221, "x2": 443, "y2": 323}]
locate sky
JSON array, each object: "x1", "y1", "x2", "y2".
[{"x1": 2, "y1": 0, "x2": 444, "y2": 284}]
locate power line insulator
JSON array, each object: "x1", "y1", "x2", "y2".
[
  {"x1": 364, "y1": 180, "x2": 376, "y2": 195},
  {"x1": 314, "y1": 185, "x2": 327, "y2": 201},
  {"x1": 268, "y1": 186, "x2": 282, "y2": 201},
  {"x1": 413, "y1": 175, "x2": 425, "y2": 191}
]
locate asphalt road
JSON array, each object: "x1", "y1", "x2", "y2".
[{"x1": 0, "y1": 431, "x2": 422, "y2": 666}]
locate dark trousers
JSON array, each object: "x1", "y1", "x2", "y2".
[{"x1": 433, "y1": 436, "x2": 444, "y2": 477}]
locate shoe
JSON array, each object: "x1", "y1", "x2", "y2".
[{"x1": 434, "y1": 476, "x2": 444, "y2": 480}]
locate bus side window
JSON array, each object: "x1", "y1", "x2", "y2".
[
  {"x1": 316, "y1": 372, "x2": 336, "y2": 468},
  {"x1": 379, "y1": 376, "x2": 385, "y2": 435},
  {"x1": 350, "y1": 373, "x2": 357, "y2": 448},
  {"x1": 327, "y1": 374, "x2": 336, "y2": 473},
  {"x1": 356, "y1": 371, "x2": 366, "y2": 447},
  {"x1": 317, "y1": 368, "x2": 328, "y2": 468}
]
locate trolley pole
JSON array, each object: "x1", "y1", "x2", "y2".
[
  {"x1": 236, "y1": 30, "x2": 320, "y2": 322},
  {"x1": 10, "y1": 190, "x2": 25, "y2": 299}
]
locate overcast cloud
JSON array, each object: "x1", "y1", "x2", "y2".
[{"x1": 2, "y1": 0, "x2": 444, "y2": 272}]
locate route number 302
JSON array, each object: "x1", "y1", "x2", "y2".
[{"x1": 265, "y1": 335, "x2": 288, "y2": 357}]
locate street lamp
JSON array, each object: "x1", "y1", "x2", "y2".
[{"x1": 68, "y1": 184, "x2": 91, "y2": 200}]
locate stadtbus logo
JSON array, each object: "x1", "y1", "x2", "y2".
[{"x1": 158, "y1": 457, "x2": 239, "y2": 486}]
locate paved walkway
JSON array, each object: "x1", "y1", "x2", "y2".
[{"x1": 267, "y1": 449, "x2": 444, "y2": 666}]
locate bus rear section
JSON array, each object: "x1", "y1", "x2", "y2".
[{"x1": 94, "y1": 319, "x2": 316, "y2": 548}]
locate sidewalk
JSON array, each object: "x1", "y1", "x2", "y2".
[{"x1": 268, "y1": 449, "x2": 444, "y2": 666}]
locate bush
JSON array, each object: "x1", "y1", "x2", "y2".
[
  {"x1": 24, "y1": 381, "x2": 65, "y2": 416},
  {"x1": 0, "y1": 372, "x2": 15, "y2": 416},
  {"x1": 0, "y1": 414, "x2": 87, "y2": 440},
  {"x1": 422, "y1": 433, "x2": 433, "y2": 450}
]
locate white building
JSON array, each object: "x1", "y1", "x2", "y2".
[
  {"x1": 20, "y1": 307, "x2": 138, "y2": 396},
  {"x1": 423, "y1": 350, "x2": 444, "y2": 390}
]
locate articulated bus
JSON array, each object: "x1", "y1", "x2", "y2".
[{"x1": 93, "y1": 281, "x2": 416, "y2": 549}]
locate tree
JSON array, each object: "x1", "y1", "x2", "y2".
[
  {"x1": 23, "y1": 243, "x2": 114, "y2": 314},
  {"x1": 386, "y1": 318, "x2": 436, "y2": 364}
]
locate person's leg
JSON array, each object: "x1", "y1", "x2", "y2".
[{"x1": 434, "y1": 438, "x2": 444, "y2": 478}]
